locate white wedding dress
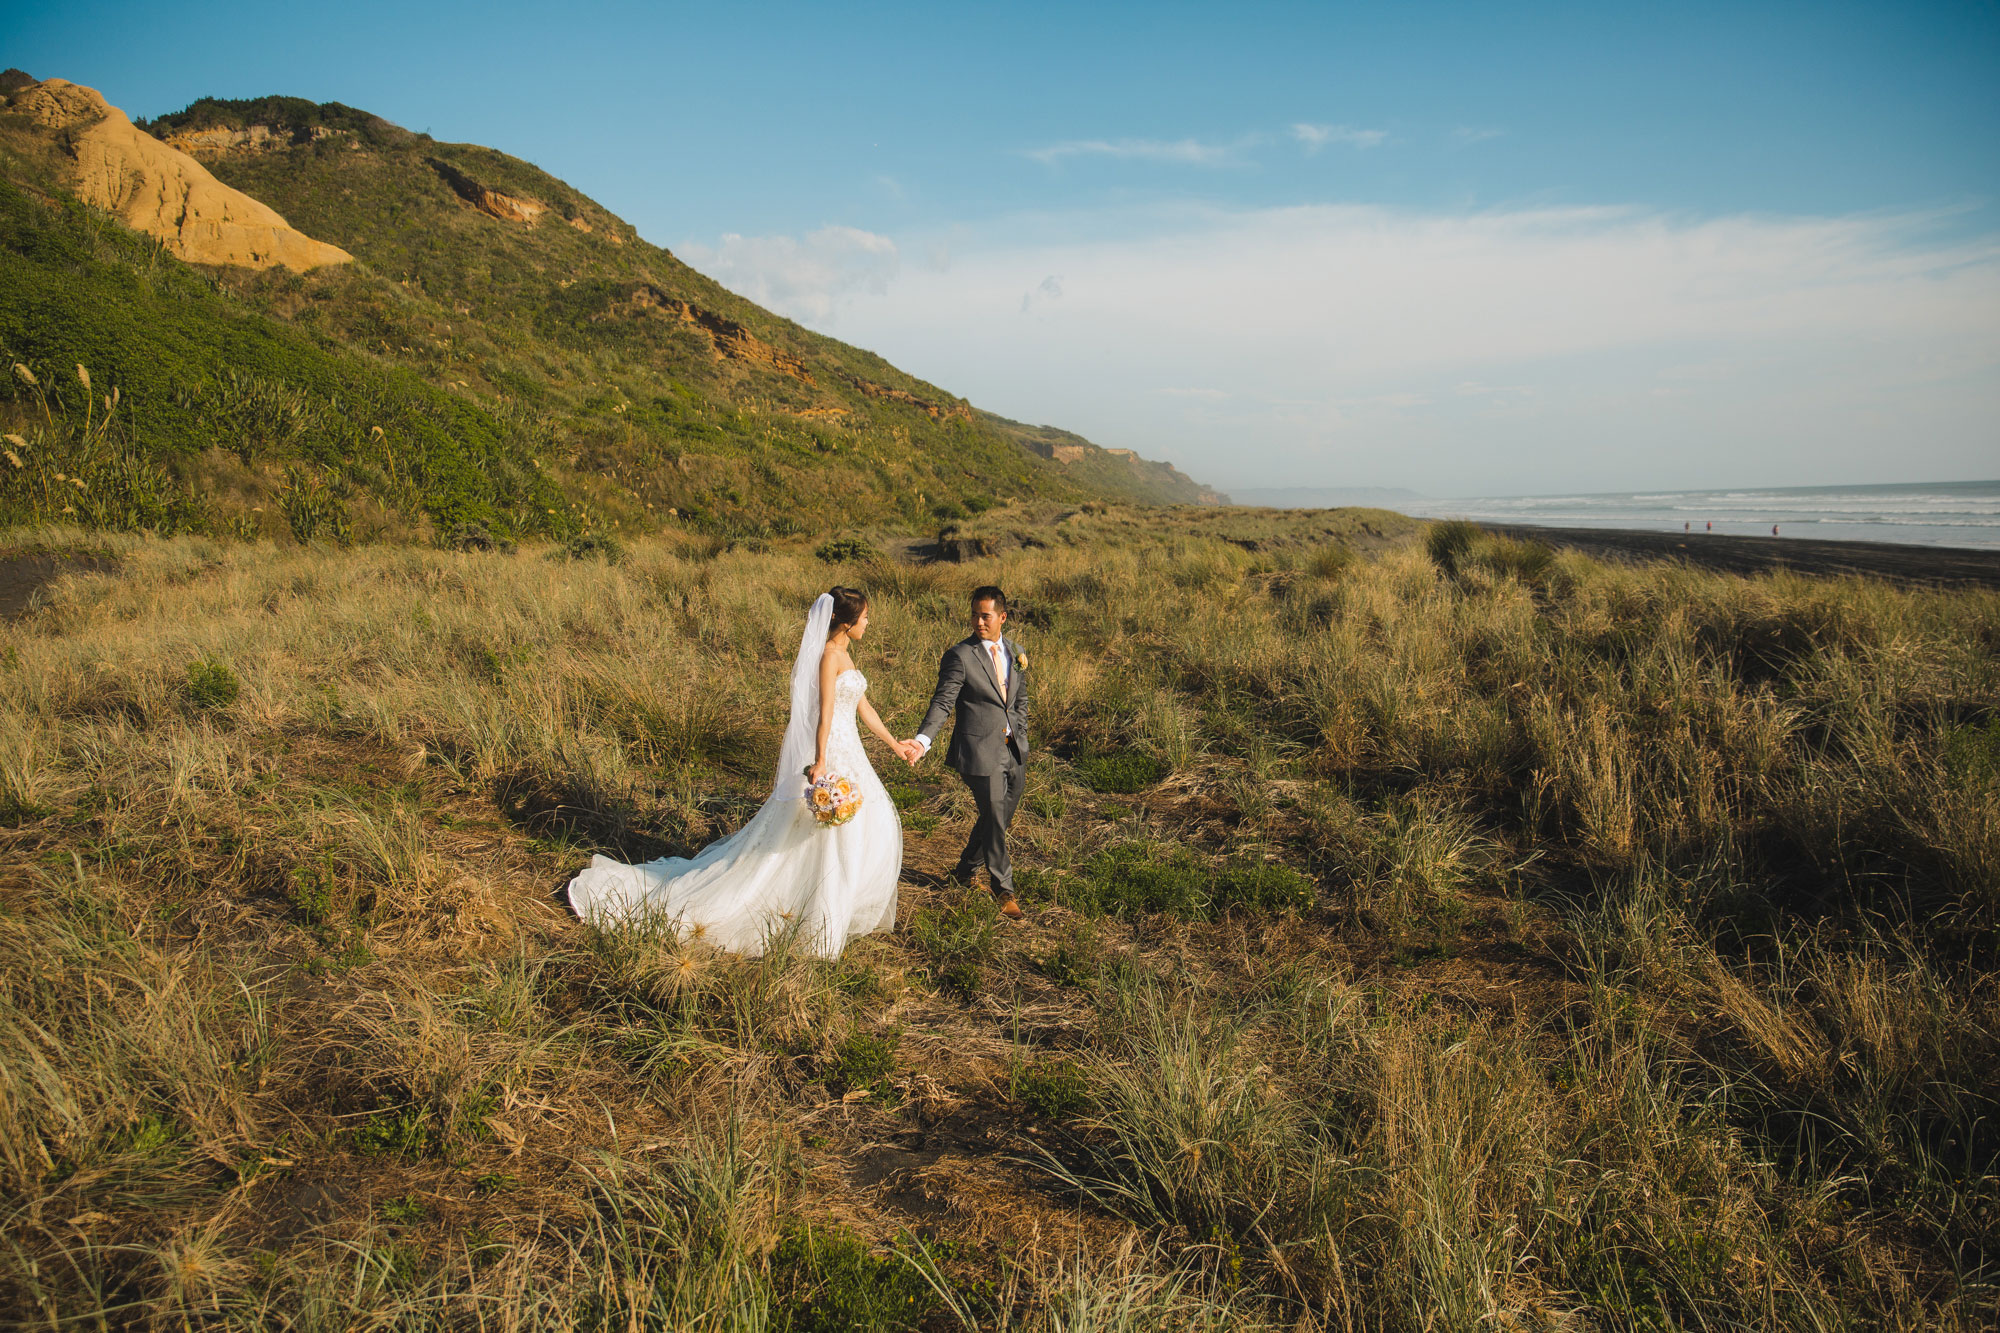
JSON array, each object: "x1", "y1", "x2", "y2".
[{"x1": 566, "y1": 597, "x2": 902, "y2": 958}]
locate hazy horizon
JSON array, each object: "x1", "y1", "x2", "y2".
[
  {"x1": 1236, "y1": 476, "x2": 2000, "y2": 504},
  {"x1": 10, "y1": 0, "x2": 1996, "y2": 497}
]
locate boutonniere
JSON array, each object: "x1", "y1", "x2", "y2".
[{"x1": 1012, "y1": 649, "x2": 1028, "y2": 671}]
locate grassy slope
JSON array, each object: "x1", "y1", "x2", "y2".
[
  {"x1": 1, "y1": 514, "x2": 1994, "y2": 1327},
  {"x1": 0, "y1": 173, "x2": 569, "y2": 538},
  {"x1": 0, "y1": 86, "x2": 1217, "y2": 544}
]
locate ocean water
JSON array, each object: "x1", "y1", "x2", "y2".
[{"x1": 1398, "y1": 480, "x2": 2000, "y2": 551}]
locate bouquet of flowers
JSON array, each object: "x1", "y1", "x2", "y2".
[{"x1": 803, "y1": 769, "x2": 863, "y2": 827}]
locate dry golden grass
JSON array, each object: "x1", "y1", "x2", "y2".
[{"x1": 0, "y1": 511, "x2": 1994, "y2": 1329}]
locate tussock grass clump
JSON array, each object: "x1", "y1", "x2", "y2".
[
  {"x1": 1053, "y1": 987, "x2": 1338, "y2": 1253},
  {"x1": 1423, "y1": 518, "x2": 1481, "y2": 575}
]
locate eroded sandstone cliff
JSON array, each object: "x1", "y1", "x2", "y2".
[{"x1": 10, "y1": 78, "x2": 351, "y2": 272}]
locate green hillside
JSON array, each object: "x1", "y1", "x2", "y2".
[
  {"x1": 0, "y1": 82, "x2": 1218, "y2": 543},
  {"x1": 980, "y1": 410, "x2": 1227, "y2": 505}
]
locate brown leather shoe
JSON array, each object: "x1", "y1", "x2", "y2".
[{"x1": 994, "y1": 894, "x2": 1024, "y2": 920}]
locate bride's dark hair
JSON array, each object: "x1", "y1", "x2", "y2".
[{"x1": 828, "y1": 586, "x2": 869, "y2": 633}]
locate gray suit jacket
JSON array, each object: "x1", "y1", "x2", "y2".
[{"x1": 917, "y1": 635, "x2": 1030, "y2": 776}]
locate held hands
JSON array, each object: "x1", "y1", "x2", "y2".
[{"x1": 895, "y1": 738, "x2": 923, "y2": 766}]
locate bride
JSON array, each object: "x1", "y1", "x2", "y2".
[{"x1": 566, "y1": 586, "x2": 915, "y2": 958}]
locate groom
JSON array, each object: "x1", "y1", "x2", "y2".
[{"x1": 907, "y1": 585, "x2": 1030, "y2": 919}]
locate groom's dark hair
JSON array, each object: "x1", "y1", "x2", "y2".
[{"x1": 970, "y1": 584, "x2": 1008, "y2": 613}]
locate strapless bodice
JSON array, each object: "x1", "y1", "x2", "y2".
[{"x1": 825, "y1": 669, "x2": 868, "y2": 773}]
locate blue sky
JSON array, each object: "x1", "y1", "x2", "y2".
[{"x1": 10, "y1": 1, "x2": 1998, "y2": 495}]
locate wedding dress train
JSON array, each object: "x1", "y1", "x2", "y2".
[{"x1": 566, "y1": 603, "x2": 902, "y2": 958}]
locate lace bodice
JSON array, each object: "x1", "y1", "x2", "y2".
[{"x1": 824, "y1": 669, "x2": 869, "y2": 773}]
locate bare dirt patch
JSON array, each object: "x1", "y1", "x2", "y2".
[{"x1": 0, "y1": 549, "x2": 116, "y2": 618}]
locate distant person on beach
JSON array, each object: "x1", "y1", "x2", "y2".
[
  {"x1": 1706, "y1": 521, "x2": 1712, "y2": 531},
  {"x1": 1773, "y1": 525, "x2": 1780, "y2": 536}
]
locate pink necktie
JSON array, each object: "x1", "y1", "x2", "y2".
[{"x1": 989, "y1": 643, "x2": 1010, "y2": 734}]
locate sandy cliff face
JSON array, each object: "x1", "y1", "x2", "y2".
[
  {"x1": 426, "y1": 156, "x2": 548, "y2": 224},
  {"x1": 12, "y1": 79, "x2": 351, "y2": 272}
]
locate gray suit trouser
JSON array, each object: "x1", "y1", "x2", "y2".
[{"x1": 956, "y1": 749, "x2": 1024, "y2": 893}]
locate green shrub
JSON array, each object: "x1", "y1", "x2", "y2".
[
  {"x1": 771, "y1": 1225, "x2": 939, "y2": 1333},
  {"x1": 814, "y1": 537, "x2": 876, "y2": 563},
  {"x1": 937, "y1": 961, "x2": 981, "y2": 997},
  {"x1": 908, "y1": 894, "x2": 996, "y2": 973},
  {"x1": 1212, "y1": 861, "x2": 1317, "y2": 913},
  {"x1": 1033, "y1": 922, "x2": 1102, "y2": 987},
  {"x1": 279, "y1": 464, "x2": 353, "y2": 546},
  {"x1": 352, "y1": 1103, "x2": 438, "y2": 1158},
  {"x1": 828, "y1": 1030, "x2": 899, "y2": 1094},
  {"x1": 1075, "y1": 750, "x2": 1169, "y2": 794},
  {"x1": 1012, "y1": 1059, "x2": 1088, "y2": 1120},
  {"x1": 1065, "y1": 844, "x2": 1209, "y2": 917},
  {"x1": 446, "y1": 521, "x2": 515, "y2": 553},
  {"x1": 186, "y1": 659, "x2": 241, "y2": 711},
  {"x1": 287, "y1": 858, "x2": 336, "y2": 926},
  {"x1": 378, "y1": 1193, "x2": 427, "y2": 1225},
  {"x1": 561, "y1": 532, "x2": 624, "y2": 563},
  {"x1": 0, "y1": 372, "x2": 212, "y2": 534},
  {"x1": 930, "y1": 500, "x2": 969, "y2": 521},
  {"x1": 113, "y1": 1113, "x2": 183, "y2": 1160},
  {"x1": 1943, "y1": 718, "x2": 2000, "y2": 786},
  {"x1": 1058, "y1": 845, "x2": 1316, "y2": 921}
]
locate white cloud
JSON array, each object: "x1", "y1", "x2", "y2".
[
  {"x1": 1021, "y1": 273, "x2": 1064, "y2": 313},
  {"x1": 1452, "y1": 126, "x2": 1506, "y2": 145},
  {"x1": 1022, "y1": 136, "x2": 1253, "y2": 167},
  {"x1": 1292, "y1": 123, "x2": 1388, "y2": 152},
  {"x1": 810, "y1": 203, "x2": 2000, "y2": 494},
  {"x1": 677, "y1": 225, "x2": 898, "y2": 325}
]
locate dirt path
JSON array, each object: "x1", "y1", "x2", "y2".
[{"x1": 1486, "y1": 524, "x2": 2000, "y2": 590}]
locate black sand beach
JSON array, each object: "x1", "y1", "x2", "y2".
[{"x1": 1485, "y1": 524, "x2": 2000, "y2": 590}]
